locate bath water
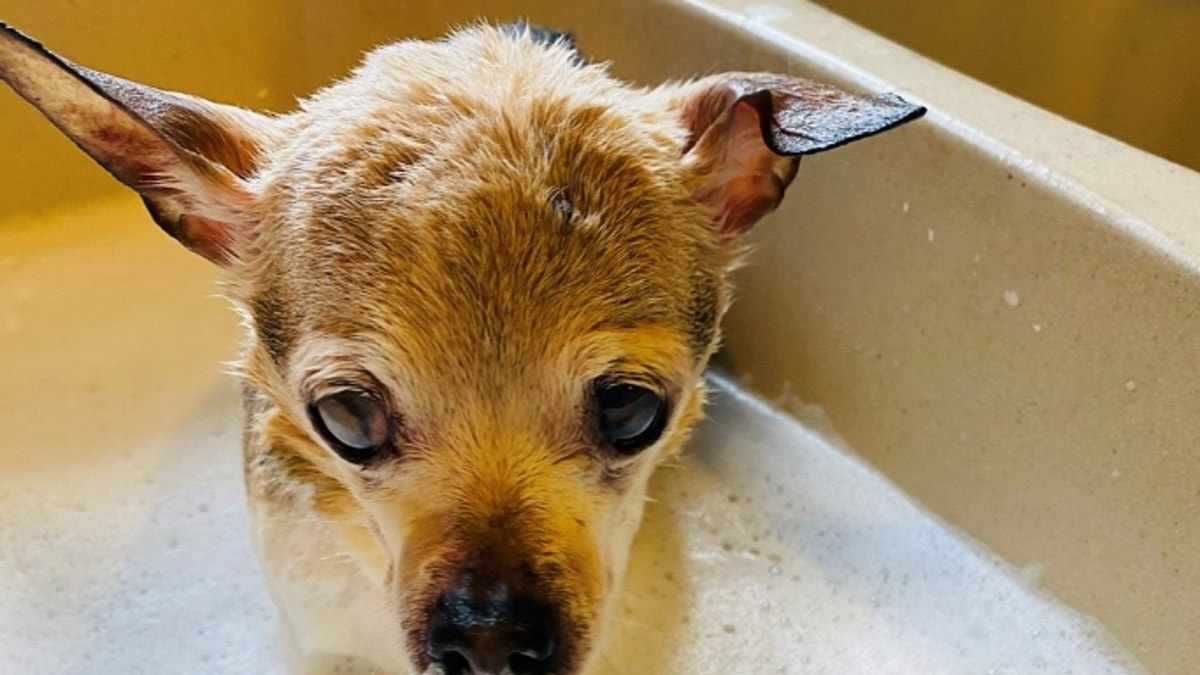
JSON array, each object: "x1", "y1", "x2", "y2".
[{"x1": 0, "y1": 198, "x2": 1142, "y2": 674}]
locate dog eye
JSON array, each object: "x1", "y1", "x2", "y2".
[
  {"x1": 595, "y1": 383, "x2": 667, "y2": 453},
  {"x1": 310, "y1": 390, "x2": 390, "y2": 463}
]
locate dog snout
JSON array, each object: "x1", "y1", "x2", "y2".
[{"x1": 426, "y1": 577, "x2": 558, "y2": 675}]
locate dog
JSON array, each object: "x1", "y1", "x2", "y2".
[{"x1": 0, "y1": 19, "x2": 922, "y2": 675}]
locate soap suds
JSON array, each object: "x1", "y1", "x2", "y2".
[
  {"x1": 0, "y1": 199, "x2": 1144, "y2": 674},
  {"x1": 595, "y1": 375, "x2": 1143, "y2": 674}
]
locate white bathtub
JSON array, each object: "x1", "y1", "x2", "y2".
[{"x1": 1, "y1": 0, "x2": 1196, "y2": 672}]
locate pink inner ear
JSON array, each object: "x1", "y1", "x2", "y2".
[
  {"x1": 180, "y1": 215, "x2": 237, "y2": 265},
  {"x1": 679, "y1": 72, "x2": 923, "y2": 238},
  {"x1": 93, "y1": 120, "x2": 183, "y2": 186},
  {"x1": 0, "y1": 23, "x2": 263, "y2": 265},
  {"x1": 694, "y1": 101, "x2": 795, "y2": 237}
]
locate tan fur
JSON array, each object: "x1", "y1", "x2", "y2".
[
  {"x1": 222, "y1": 30, "x2": 731, "y2": 673},
  {"x1": 1, "y1": 19, "x2": 922, "y2": 674}
]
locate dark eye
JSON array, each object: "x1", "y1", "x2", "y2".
[
  {"x1": 596, "y1": 383, "x2": 668, "y2": 453},
  {"x1": 309, "y1": 390, "x2": 391, "y2": 464}
]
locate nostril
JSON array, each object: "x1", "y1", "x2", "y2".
[
  {"x1": 426, "y1": 622, "x2": 463, "y2": 662},
  {"x1": 509, "y1": 611, "x2": 555, "y2": 664},
  {"x1": 426, "y1": 588, "x2": 558, "y2": 674},
  {"x1": 439, "y1": 651, "x2": 472, "y2": 675}
]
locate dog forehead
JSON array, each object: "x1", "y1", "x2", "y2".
[
  {"x1": 244, "y1": 28, "x2": 723, "y2": 375},
  {"x1": 282, "y1": 151, "x2": 705, "y2": 365},
  {"x1": 272, "y1": 25, "x2": 686, "y2": 190}
]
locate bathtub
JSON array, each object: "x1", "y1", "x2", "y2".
[
  {"x1": 1, "y1": 0, "x2": 1196, "y2": 673},
  {"x1": 809, "y1": 0, "x2": 1200, "y2": 172}
]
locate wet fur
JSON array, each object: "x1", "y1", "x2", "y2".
[
  {"x1": 0, "y1": 19, "x2": 923, "y2": 675},
  {"x1": 234, "y1": 30, "x2": 728, "y2": 673}
]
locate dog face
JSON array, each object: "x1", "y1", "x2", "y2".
[{"x1": 0, "y1": 22, "x2": 921, "y2": 675}]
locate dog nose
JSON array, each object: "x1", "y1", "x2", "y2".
[{"x1": 426, "y1": 582, "x2": 556, "y2": 675}]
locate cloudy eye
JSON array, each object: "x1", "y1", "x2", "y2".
[
  {"x1": 595, "y1": 382, "x2": 668, "y2": 454},
  {"x1": 309, "y1": 389, "x2": 391, "y2": 464}
]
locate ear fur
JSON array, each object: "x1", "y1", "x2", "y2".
[
  {"x1": 676, "y1": 73, "x2": 925, "y2": 237},
  {"x1": 0, "y1": 22, "x2": 277, "y2": 265}
]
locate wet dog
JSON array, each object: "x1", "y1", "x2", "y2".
[{"x1": 0, "y1": 20, "x2": 922, "y2": 675}]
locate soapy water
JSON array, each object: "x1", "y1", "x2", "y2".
[
  {"x1": 596, "y1": 375, "x2": 1142, "y2": 674},
  {"x1": 0, "y1": 374, "x2": 1143, "y2": 674},
  {"x1": 0, "y1": 199, "x2": 1143, "y2": 674}
]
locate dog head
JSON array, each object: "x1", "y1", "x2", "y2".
[{"x1": 0, "y1": 21, "x2": 922, "y2": 675}]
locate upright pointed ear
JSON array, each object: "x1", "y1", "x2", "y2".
[
  {"x1": 674, "y1": 73, "x2": 925, "y2": 238},
  {"x1": 0, "y1": 22, "x2": 278, "y2": 265}
]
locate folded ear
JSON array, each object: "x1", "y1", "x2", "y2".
[
  {"x1": 0, "y1": 22, "x2": 277, "y2": 265},
  {"x1": 674, "y1": 73, "x2": 925, "y2": 237}
]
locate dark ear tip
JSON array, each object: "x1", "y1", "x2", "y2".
[
  {"x1": 1, "y1": 20, "x2": 30, "y2": 41},
  {"x1": 761, "y1": 89, "x2": 928, "y2": 157},
  {"x1": 1, "y1": 20, "x2": 21, "y2": 44},
  {"x1": 875, "y1": 93, "x2": 928, "y2": 135},
  {"x1": 0, "y1": 20, "x2": 56, "y2": 62},
  {"x1": 879, "y1": 92, "x2": 928, "y2": 123}
]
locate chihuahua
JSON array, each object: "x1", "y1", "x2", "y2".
[{"x1": 0, "y1": 20, "x2": 922, "y2": 675}]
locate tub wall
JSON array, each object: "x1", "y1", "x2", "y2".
[
  {"x1": 658, "y1": 3, "x2": 1200, "y2": 671},
  {"x1": 813, "y1": 0, "x2": 1200, "y2": 171},
  {"x1": 1, "y1": 0, "x2": 1197, "y2": 672}
]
